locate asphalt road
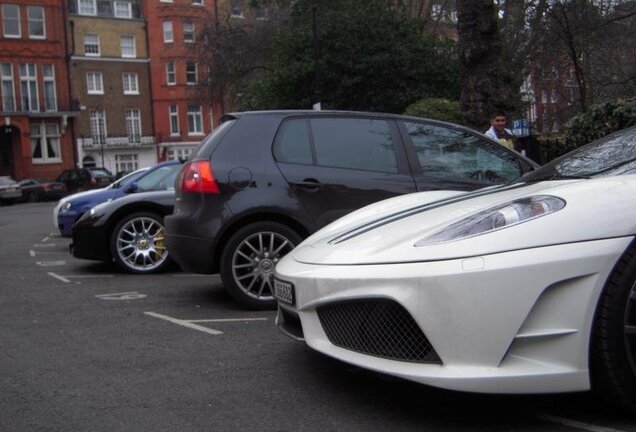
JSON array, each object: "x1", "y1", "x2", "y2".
[{"x1": 1, "y1": 202, "x2": 635, "y2": 432}]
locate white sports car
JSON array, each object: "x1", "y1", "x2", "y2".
[{"x1": 274, "y1": 126, "x2": 636, "y2": 411}]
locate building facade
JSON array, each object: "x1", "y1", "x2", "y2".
[
  {"x1": 0, "y1": 0, "x2": 78, "y2": 180},
  {"x1": 67, "y1": 0, "x2": 156, "y2": 175},
  {"x1": 145, "y1": 0, "x2": 219, "y2": 161}
]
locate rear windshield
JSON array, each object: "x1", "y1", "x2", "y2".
[
  {"x1": 89, "y1": 168, "x2": 112, "y2": 178},
  {"x1": 190, "y1": 119, "x2": 237, "y2": 159},
  {"x1": 0, "y1": 177, "x2": 16, "y2": 185}
]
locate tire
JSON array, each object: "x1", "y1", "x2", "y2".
[
  {"x1": 591, "y1": 243, "x2": 636, "y2": 413},
  {"x1": 110, "y1": 212, "x2": 171, "y2": 274},
  {"x1": 27, "y1": 192, "x2": 38, "y2": 203},
  {"x1": 220, "y1": 221, "x2": 302, "y2": 310}
]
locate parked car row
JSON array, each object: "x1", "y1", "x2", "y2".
[
  {"x1": 60, "y1": 111, "x2": 636, "y2": 413},
  {"x1": 0, "y1": 167, "x2": 116, "y2": 206}
]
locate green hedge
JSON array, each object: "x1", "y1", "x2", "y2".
[
  {"x1": 404, "y1": 98, "x2": 463, "y2": 124},
  {"x1": 565, "y1": 97, "x2": 636, "y2": 143}
]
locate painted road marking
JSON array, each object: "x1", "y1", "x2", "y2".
[
  {"x1": 31, "y1": 250, "x2": 68, "y2": 256},
  {"x1": 188, "y1": 318, "x2": 268, "y2": 323},
  {"x1": 96, "y1": 291, "x2": 147, "y2": 300},
  {"x1": 538, "y1": 415, "x2": 627, "y2": 432},
  {"x1": 48, "y1": 272, "x2": 71, "y2": 283},
  {"x1": 65, "y1": 274, "x2": 115, "y2": 278},
  {"x1": 36, "y1": 260, "x2": 66, "y2": 267},
  {"x1": 34, "y1": 243, "x2": 56, "y2": 248},
  {"x1": 144, "y1": 312, "x2": 224, "y2": 335},
  {"x1": 41, "y1": 236, "x2": 50, "y2": 243}
]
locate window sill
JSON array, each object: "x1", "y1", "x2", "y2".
[
  {"x1": 187, "y1": 133, "x2": 204, "y2": 136},
  {"x1": 32, "y1": 159, "x2": 62, "y2": 165},
  {"x1": 123, "y1": 92, "x2": 140, "y2": 96}
]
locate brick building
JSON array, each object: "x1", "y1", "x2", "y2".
[
  {"x1": 145, "y1": 0, "x2": 220, "y2": 162},
  {"x1": 67, "y1": 0, "x2": 156, "y2": 175},
  {"x1": 0, "y1": 0, "x2": 79, "y2": 180}
]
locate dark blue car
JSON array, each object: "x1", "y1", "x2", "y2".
[{"x1": 56, "y1": 160, "x2": 182, "y2": 237}]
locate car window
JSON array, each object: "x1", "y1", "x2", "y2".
[
  {"x1": 57, "y1": 171, "x2": 70, "y2": 181},
  {"x1": 274, "y1": 119, "x2": 313, "y2": 165},
  {"x1": 136, "y1": 165, "x2": 180, "y2": 191},
  {"x1": 404, "y1": 122, "x2": 522, "y2": 184},
  {"x1": 89, "y1": 168, "x2": 112, "y2": 178},
  {"x1": 70, "y1": 171, "x2": 80, "y2": 180},
  {"x1": 310, "y1": 117, "x2": 398, "y2": 173}
]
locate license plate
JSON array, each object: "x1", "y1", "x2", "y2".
[{"x1": 273, "y1": 278, "x2": 295, "y2": 305}]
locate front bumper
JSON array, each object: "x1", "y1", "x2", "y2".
[
  {"x1": 275, "y1": 236, "x2": 634, "y2": 394},
  {"x1": 71, "y1": 221, "x2": 112, "y2": 262},
  {"x1": 58, "y1": 212, "x2": 81, "y2": 237}
]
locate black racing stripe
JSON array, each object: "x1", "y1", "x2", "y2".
[{"x1": 329, "y1": 182, "x2": 531, "y2": 245}]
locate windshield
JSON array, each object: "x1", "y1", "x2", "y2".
[
  {"x1": 135, "y1": 164, "x2": 181, "y2": 192},
  {"x1": 521, "y1": 126, "x2": 636, "y2": 181},
  {"x1": 0, "y1": 177, "x2": 16, "y2": 186},
  {"x1": 109, "y1": 168, "x2": 149, "y2": 189}
]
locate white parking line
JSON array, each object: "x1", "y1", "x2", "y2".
[
  {"x1": 188, "y1": 318, "x2": 268, "y2": 323},
  {"x1": 34, "y1": 243, "x2": 56, "y2": 248},
  {"x1": 144, "y1": 312, "x2": 224, "y2": 335},
  {"x1": 41, "y1": 236, "x2": 50, "y2": 243},
  {"x1": 65, "y1": 274, "x2": 115, "y2": 278},
  {"x1": 48, "y1": 272, "x2": 71, "y2": 283},
  {"x1": 538, "y1": 415, "x2": 627, "y2": 432},
  {"x1": 29, "y1": 250, "x2": 35, "y2": 257}
]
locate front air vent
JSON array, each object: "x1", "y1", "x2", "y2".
[{"x1": 317, "y1": 299, "x2": 441, "y2": 363}]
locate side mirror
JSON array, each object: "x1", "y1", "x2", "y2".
[{"x1": 124, "y1": 182, "x2": 138, "y2": 193}]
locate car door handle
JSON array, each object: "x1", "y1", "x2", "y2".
[{"x1": 294, "y1": 179, "x2": 322, "y2": 192}]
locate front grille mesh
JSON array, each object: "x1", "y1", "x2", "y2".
[{"x1": 317, "y1": 299, "x2": 441, "y2": 363}]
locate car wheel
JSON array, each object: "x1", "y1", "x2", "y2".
[
  {"x1": 591, "y1": 243, "x2": 636, "y2": 413},
  {"x1": 220, "y1": 222, "x2": 302, "y2": 310},
  {"x1": 109, "y1": 212, "x2": 170, "y2": 274},
  {"x1": 27, "y1": 192, "x2": 38, "y2": 202}
]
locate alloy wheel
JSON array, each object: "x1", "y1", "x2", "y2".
[
  {"x1": 115, "y1": 216, "x2": 168, "y2": 272},
  {"x1": 231, "y1": 231, "x2": 295, "y2": 301}
]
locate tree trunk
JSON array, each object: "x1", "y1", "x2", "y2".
[{"x1": 457, "y1": 0, "x2": 515, "y2": 129}]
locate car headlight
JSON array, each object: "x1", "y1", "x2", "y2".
[
  {"x1": 415, "y1": 195, "x2": 565, "y2": 246},
  {"x1": 62, "y1": 202, "x2": 72, "y2": 211}
]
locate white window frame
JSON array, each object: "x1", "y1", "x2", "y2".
[
  {"x1": 120, "y1": 35, "x2": 136, "y2": 58},
  {"x1": 115, "y1": 154, "x2": 139, "y2": 172},
  {"x1": 122, "y1": 72, "x2": 139, "y2": 95},
  {"x1": 20, "y1": 63, "x2": 39, "y2": 112},
  {"x1": 183, "y1": 20, "x2": 195, "y2": 43},
  {"x1": 30, "y1": 122, "x2": 62, "y2": 164},
  {"x1": 166, "y1": 148, "x2": 192, "y2": 161},
  {"x1": 27, "y1": 6, "x2": 46, "y2": 39},
  {"x1": 2, "y1": 4, "x2": 21, "y2": 38},
  {"x1": 89, "y1": 109, "x2": 107, "y2": 142},
  {"x1": 169, "y1": 105, "x2": 180, "y2": 136},
  {"x1": 114, "y1": 1, "x2": 132, "y2": 18},
  {"x1": 160, "y1": 0, "x2": 174, "y2": 3},
  {"x1": 186, "y1": 62, "x2": 197, "y2": 85},
  {"x1": 43, "y1": 64, "x2": 57, "y2": 111},
  {"x1": 163, "y1": 21, "x2": 173, "y2": 43},
  {"x1": 187, "y1": 104, "x2": 203, "y2": 135},
  {"x1": 0, "y1": 63, "x2": 16, "y2": 112},
  {"x1": 166, "y1": 61, "x2": 176, "y2": 85},
  {"x1": 192, "y1": 0, "x2": 204, "y2": 5},
  {"x1": 230, "y1": 0, "x2": 244, "y2": 18},
  {"x1": 84, "y1": 33, "x2": 100, "y2": 56},
  {"x1": 86, "y1": 71, "x2": 104, "y2": 95},
  {"x1": 125, "y1": 109, "x2": 142, "y2": 142},
  {"x1": 78, "y1": 0, "x2": 97, "y2": 16}
]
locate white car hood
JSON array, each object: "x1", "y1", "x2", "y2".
[{"x1": 291, "y1": 177, "x2": 636, "y2": 265}]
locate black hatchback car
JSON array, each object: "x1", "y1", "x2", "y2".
[
  {"x1": 56, "y1": 167, "x2": 114, "y2": 193},
  {"x1": 165, "y1": 110, "x2": 538, "y2": 309}
]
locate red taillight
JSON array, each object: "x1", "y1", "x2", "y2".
[
  {"x1": 42, "y1": 183, "x2": 51, "y2": 191},
  {"x1": 180, "y1": 161, "x2": 220, "y2": 194}
]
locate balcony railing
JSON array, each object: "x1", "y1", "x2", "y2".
[{"x1": 79, "y1": 135, "x2": 155, "y2": 148}]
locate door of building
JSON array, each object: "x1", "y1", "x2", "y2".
[{"x1": 0, "y1": 125, "x2": 17, "y2": 177}]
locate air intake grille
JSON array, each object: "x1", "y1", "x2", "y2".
[{"x1": 317, "y1": 299, "x2": 441, "y2": 363}]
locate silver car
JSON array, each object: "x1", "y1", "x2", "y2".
[{"x1": 0, "y1": 176, "x2": 22, "y2": 204}]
